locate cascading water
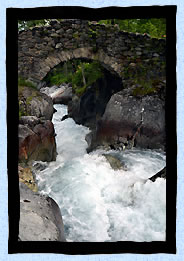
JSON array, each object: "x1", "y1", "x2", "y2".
[{"x1": 35, "y1": 104, "x2": 166, "y2": 242}]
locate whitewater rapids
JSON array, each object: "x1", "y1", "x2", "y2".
[{"x1": 35, "y1": 104, "x2": 166, "y2": 242}]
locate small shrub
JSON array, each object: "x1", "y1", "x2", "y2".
[{"x1": 74, "y1": 86, "x2": 87, "y2": 96}]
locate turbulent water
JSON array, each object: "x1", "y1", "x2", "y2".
[{"x1": 35, "y1": 104, "x2": 166, "y2": 242}]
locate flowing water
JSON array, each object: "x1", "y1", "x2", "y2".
[{"x1": 35, "y1": 104, "x2": 166, "y2": 242}]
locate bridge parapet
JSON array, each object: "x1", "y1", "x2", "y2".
[{"x1": 18, "y1": 19, "x2": 166, "y2": 88}]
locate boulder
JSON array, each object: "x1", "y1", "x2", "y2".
[
  {"x1": 40, "y1": 84, "x2": 72, "y2": 105},
  {"x1": 102, "y1": 154, "x2": 127, "y2": 171},
  {"x1": 18, "y1": 165, "x2": 38, "y2": 192},
  {"x1": 52, "y1": 87, "x2": 72, "y2": 105},
  {"x1": 19, "y1": 182, "x2": 66, "y2": 241},
  {"x1": 40, "y1": 85, "x2": 61, "y2": 96},
  {"x1": 19, "y1": 120, "x2": 56, "y2": 163},
  {"x1": 95, "y1": 90, "x2": 165, "y2": 150},
  {"x1": 19, "y1": 116, "x2": 40, "y2": 129},
  {"x1": 149, "y1": 167, "x2": 166, "y2": 182},
  {"x1": 18, "y1": 86, "x2": 54, "y2": 120},
  {"x1": 61, "y1": 115, "x2": 69, "y2": 121}
]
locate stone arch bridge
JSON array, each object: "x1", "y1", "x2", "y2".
[{"x1": 18, "y1": 19, "x2": 166, "y2": 88}]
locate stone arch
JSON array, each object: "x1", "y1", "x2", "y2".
[
  {"x1": 18, "y1": 20, "x2": 166, "y2": 89},
  {"x1": 32, "y1": 47, "x2": 122, "y2": 84}
]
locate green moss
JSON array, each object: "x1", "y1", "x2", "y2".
[
  {"x1": 26, "y1": 95, "x2": 34, "y2": 105},
  {"x1": 88, "y1": 27, "x2": 100, "y2": 38},
  {"x1": 73, "y1": 32, "x2": 79, "y2": 39},
  {"x1": 48, "y1": 73, "x2": 73, "y2": 86},
  {"x1": 19, "y1": 101, "x2": 27, "y2": 118},
  {"x1": 18, "y1": 77, "x2": 37, "y2": 89},
  {"x1": 132, "y1": 85, "x2": 156, "y2": 96}
]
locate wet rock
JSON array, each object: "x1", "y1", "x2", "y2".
[
  {"x1": 19, "y1": 120, "x2": 56, "y2": 163},
  {"x1": 149, "y1": 167, "x2": 166, "y2": 182},
  {"x1": 40, "y1": 85, "x2": 59, "y2": 96},
  {"x1": 32, "y1": 161, "x2": 48, "y2": 172},
  {"x1": 85, "y1": 130, "x2": 98, "y2": 153},
  {"x1": 61, "y1": 115, "x2": 69, "y2": 121},
  {"x1": 102, "y1": 154, "x2": 126, "y2": 170},
  {"x1": 40, "y1": 84, "x2": 72, "y2": 105},
  {"x1": 19, "y1": 182, "x2": 66, "y2": 241},
  {"x1": 18, "y1": 165, "x2": 38, "y2": 192},
  {"x1": 95, "y1": 89, "x2": 165, "y2": 150},
  {"x1": 52, "y1": 87, "x2": 72, "y2": 105}
]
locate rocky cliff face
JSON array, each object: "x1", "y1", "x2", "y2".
[
  {"x1": 86, "y1": 86, "x2": 165, "y2": 151},
  {"x1": 18, "y1": 86, "x2": 56, "y2": 163},
  {"x1": 18, "y1": 85, "x2": 66, "y2": 242},
  {"x1": 19, "y1": 117, "x2": 56, "y2": 162}
]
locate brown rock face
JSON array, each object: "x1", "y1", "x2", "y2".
[
  {"x1": 19, "y1": 119, "x2": 56, "y2": 163},
  {"x1": 18, "y1": 165, "x2": 38, "y2": 192},
  {"x1": 18, "y1": 86, "x2": 57, "y2": 163},
  {"x1": 94, "y1": 90, "x2": 165, "y2": 150}
]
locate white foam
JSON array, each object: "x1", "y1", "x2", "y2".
[{"x1": 36, "y1": 104, "x2": 166, "y2": 242}]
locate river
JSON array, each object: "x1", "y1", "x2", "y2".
[{"x1": 35, "y1": 104, "x2": 166, "y2": 242}]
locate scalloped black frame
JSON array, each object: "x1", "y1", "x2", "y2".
[{"x1": 7, "y1": 5, "x2": 177, "y2": 254}]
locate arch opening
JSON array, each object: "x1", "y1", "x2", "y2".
[{"x1": 41, "y1": 58, "x2": 123, "y2": 129}]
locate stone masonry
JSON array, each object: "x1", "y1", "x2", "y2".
[{"x1": 18, "y1": 19, "x2": 166, "y2": 88}]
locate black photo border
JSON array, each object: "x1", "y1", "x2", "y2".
[{"x1": 7, "y1": 5, "x2": 177, "y2": 254}]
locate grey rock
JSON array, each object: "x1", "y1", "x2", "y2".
[
  {"x1": 135, "y1": 47, "x2": 142, "y2": 51},
  {"x1": 19, "y1": 182, "x2": 66, "y2": 241},
  {"x1": 96, "y1": 90, "x2": 165, "y2": 150},
  {"x1": 50, "y1": 33, "x2": 59, "y2": 37},
  {"x1": 123, "y1": 51, "x2": 133, "y2": 56},
  {"x1": 153, "y1": 53, "x2": 160, "y2": 57},
  {"x1": 102, "y1": 154, "x2": 127, "y2": 171},
  {"x1": 121, "y1": 46, "x2": 128, "y2": 51},
  {"x1": 40, "y1": 86, "x2": 60, "y2": 96},
  {"x1": 136, "y1": 51, "x2": 142, "y2": 56},
  {"x1": 55, "y1": 43, "x2": 62, "y2": 49},
  {"x1": 52, "y1": 87, "x2": 72, "y2": 105},
  {"x1": 19, "y1": 124, "x2": 35, "y2": 143},
  {"x1": 19, "y1": 116, "x2": 40, "y2": 130},
  {"x1": 19, "y1": 86, "x2": 54, "y2": 121},
  {"x1": 29, "y1": 94, "x2": 54, "y2": 120}
]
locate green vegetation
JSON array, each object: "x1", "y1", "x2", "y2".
[
  {"x1": 98, "y1": 19, "x2": 166, "y2": 38},
  {"x1": 18, "y1": 77, "x2": 37, "y2": 89},
  {"x1": 18, "y1": 19, "x2": 63, "y2": 31},
  {"x1": 18, "y1": 18, "x2": 166, "y2": 39},
  {"x1": 19, "y1": 101, "x2": 27, "y2": 118},
  {"x1": 132, "y1": 84, "x2": 157, "y2": 96},
  {"x1": 72, "y1": 61, "x2": 103, "y2": 90},
  {"x1": 44, "y1": 60, "x2": 104, "y2": 96},
  {"x1": 44, "y1": 60, "x2": 73, "y2": 86}
]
